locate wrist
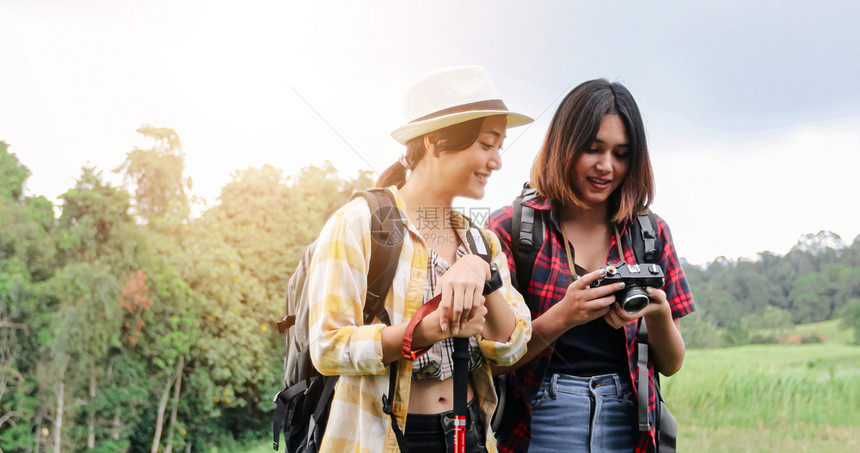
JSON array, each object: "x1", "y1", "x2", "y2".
[
  {"x1": 644, "y1": 297, "x2": 671, "y2": 322},
  {"x1": 414, "y1": 313, "x2": 448, "y2": 347},
  {"x1": 483, "y1": 262, "x2": 502, "y2": 295}
]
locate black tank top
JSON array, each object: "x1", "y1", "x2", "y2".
[
  {"x1": 547, "y1": 263, "x2": 629, "y2": 377},
  {"x1": 547, "y1": 317, "x2": 629, "y2": 376}
]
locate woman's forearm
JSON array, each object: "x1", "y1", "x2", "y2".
[
  {"x1": 490, "y1": 304, "x2": 568, "y2": 374},
  {"x1": 480, "y1": 291, "x2": 516, "y2": 342},
  {"x1": 643, "y1": 307, "x2": 685, "y2": 376}
]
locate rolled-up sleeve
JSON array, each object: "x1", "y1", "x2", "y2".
[
  {"x1": 655, "y1": 215, "x2": 695, "y2": 319},
  {"x1": 308, "y1": 203, "x2": 387, "y2": 376},
  {"x1": 476, "y1": 228, "x2": 532, "y2": 366}
]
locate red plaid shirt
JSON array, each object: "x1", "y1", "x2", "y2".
[{"x1": 486, "y1": 195, "x2": 695, "y2": 453}]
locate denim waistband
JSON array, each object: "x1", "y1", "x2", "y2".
[
  {"x1": 543, "y1": 372, "x2": 631, "y2": 399},
  {"x1": 405, "y1": 398, "x2": 482, "y2": 432}
]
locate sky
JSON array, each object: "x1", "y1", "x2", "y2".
[{"x1": 2, "y1": 0, "x2": 860, "y2": 266}]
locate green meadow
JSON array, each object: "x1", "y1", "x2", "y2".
[{"x1": 663, "y1": 320, "x2": 860, "y2": 452}]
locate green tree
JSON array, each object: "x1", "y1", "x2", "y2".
[
  {"x1": 838, "y1": 298, "x2": 860, "y2": 345},
  {"x1": 208, "y1": 164, "x2": 294, "y2": 302},
  {"x1": 115, "y1": 125, "x2": 191, "y2": 227},
  {"x1": 789, "y1": 265, "x2": 853, "y2": 323},
  {"x1": 44, "y1": 262, "x2": 122, "y2": 451},
  {"x1": 0, "y1": 142, "x2": 59, "y2": 451},
  {"x1": 44, "y1": 167, "x2": 140, "y2": 452},
  {"x1": 0, "y1": 141, "x2": 29, "y2": 200},
  {"x1": 114, "y1": 128, "x2": 202, "y2": 453},
  {"x1": 741, "y1": 305, "x2": 795, "y2": 343},
  {"x1": 681, "y1": 314, "x2": 724, "y2": 348}
]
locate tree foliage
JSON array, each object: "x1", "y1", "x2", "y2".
[
  {"x1": 1, "y1": 135, "x2": 373, "y2": 450},
  {"x1": 115, "y1": 125, "x2": 191, "y2": 226},
  {"x1": 683, "y1": 230, "x2": 860, "y2": 347}
]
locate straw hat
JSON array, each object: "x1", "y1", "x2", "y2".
[{"x1": 391, "y1": 65, "x2": 533, "y2": 145}]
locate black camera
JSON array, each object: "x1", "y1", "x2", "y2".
[{"x1": 590, "y1": 261, "x2": 665, "y2": 314}]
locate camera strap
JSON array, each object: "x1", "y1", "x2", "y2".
[
  {"x1": 559, "y1": 224, "x2": 627, "y2": 279},
  {"x1": 613, "y1": 224, "x2": 624, "y2": 258},
  {"x1": 559, "y1": 228, "x2": 577, "y2": 280}
]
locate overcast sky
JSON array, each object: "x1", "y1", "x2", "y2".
[{"x1": 3, "y1": 0, "x2": 860, "y2": 266}]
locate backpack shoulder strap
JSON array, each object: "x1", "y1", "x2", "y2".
[
  {"x1": 636, "y1": 318, "x2": 651, "y2": 431},
  {"x1": 351, "y1": 188, "x2": 406, "y2": 326},
  {"x1": 629, "y1": 211, "x2": 658, "y2": 264},
  {"x1": 510, "y1": 183, "x2": 545, "y2": 292},
  {"x1": 465, "y1": 223, "x2": 492, "y2": 264},
  {"x1": 351, "y1": 189, "x2": 409, "y2": 451},
  {"x1": 632, "y1": 212, "x2": 663, "y2": 433}
]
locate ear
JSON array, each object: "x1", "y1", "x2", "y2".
[{"x1": 424, "y1": 135, "x2": 439, "y2": 157}]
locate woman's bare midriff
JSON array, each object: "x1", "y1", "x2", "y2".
[{"x1": 408, "y1": 377, "x2": 475, "y2": 414}]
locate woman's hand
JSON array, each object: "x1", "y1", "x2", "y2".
[
  {"x1": 603, "y1": 286, "x2": 670, "y2": 329},
  {"x1": 602, "y1": 286, "x2": 685, "y2": 376},
  {"x1": 435, "y1": 254, "x2": 489, "y2": 335},
  {"x1": 556, "y1": 268, "x2": 623, "y2": 329},
  {"x1": 450, "y1": 301, "x2": 487, "y2": 337},
  {"x1": 409, "y1": 297, "x2": 488, "y2": 351}
]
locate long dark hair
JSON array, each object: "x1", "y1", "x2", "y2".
[
  {"x1": 530, "y1": 79, "x2": 654, "y2": 223},
  {"x1": 376, "y1": 117, "x2": 485, "y2": 188}
]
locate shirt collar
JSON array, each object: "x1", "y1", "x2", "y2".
[{"x1": 386, "y1": 185, "x2": 477, "y2": 243}]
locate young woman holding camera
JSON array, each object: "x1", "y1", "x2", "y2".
[{"x1": 486, "y1": 79, "x2": 695, "y2": 453}]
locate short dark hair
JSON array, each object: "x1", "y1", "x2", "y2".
[
  {"x1": 377, "y1": 117, "x2": 485, "y2": 188},
  {"x1": 530, "y1": 79, "x2": 654, "y2": 222}
]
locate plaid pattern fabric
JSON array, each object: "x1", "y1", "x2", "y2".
[
  {"x1": 412, "y1": 246, "x2": 485, "y2": 379},
  {"x1": 486, "y1": 195, "x2": 694, "y2": 453},
  {"x1": 308, "y1": 186, "x2": 532, "y2": 452}
]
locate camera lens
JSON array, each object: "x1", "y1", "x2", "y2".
[{"x1": 619, "y1": 287, "x2": 650, "y2": 314}]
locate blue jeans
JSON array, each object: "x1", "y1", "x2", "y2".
[
  {"x1": 528, "y1": 373, "x2": 636, "y2": 453},
  {"x1": 405, "y1": 399, "x2": 487, "y2": 453}
]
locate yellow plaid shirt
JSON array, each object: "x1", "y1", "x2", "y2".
[{"x1": 308, "y1": 187, "x2": 532, "y2": 452}]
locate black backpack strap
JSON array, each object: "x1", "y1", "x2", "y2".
[
  {"x1": 510, "y1": 183, "x2": 544, "y2": 292},
  {"x1": 630, "y1": 211, "x2": 658, "y2": 264},
  {"x1": 352, "y1": 189, "x2": 406, "y2": 325},
  {"x1": 355, "y1": 189, "x2": 409, "y2": 452},
  {"x1": 631, "y1": 212, "x2": 659, "y2": 433},
  {"x1": 272, "y1": 390, "x2": 289, "y2": 449},
  {"x1": 382, "y1": 365, "x2": 408, "y2": 452},
  {"x1": 636, "y1": 318, "x2": 651, "y2": 432},
  {"x1": 306, "y1": 376, "x2": 339, "y2": 448},
  {"x1": 635, "y1": 311, "x2": 669, "y2": 433}
]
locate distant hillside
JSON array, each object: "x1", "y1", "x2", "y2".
[{"x1": 681, "y1": 232, "x2": 860, "y2": 348}]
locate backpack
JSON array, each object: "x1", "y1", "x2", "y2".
[
  {"x1": 509, "y1": 183, "x2": 658, "y2": 293},
  {"x1": 492, "y1": 183, "x2": 659, "y2": 432},
  {"x1": 272, "y1": 188, "x2": 406, "y2": 452},
  {"x1": 272, "y1": 188, "x2": 495, "y2": 452}
]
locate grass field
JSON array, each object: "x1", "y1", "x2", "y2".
[
  {"x1": 250, "y1": 321, "x2": 860, "y2": 452},
  {"x1": 663, "y1": 320, "x2": 860, "y2": 452},
  {"x1": 794, "y1": 319, "x2": 855, "y2": 344},
  {"x1": 664, "y1": 342, "x2": 860, "y2": 452}
]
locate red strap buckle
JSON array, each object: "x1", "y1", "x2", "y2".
[{"x1": 401, "y1": 295, "x2": 442, "y2": 360}]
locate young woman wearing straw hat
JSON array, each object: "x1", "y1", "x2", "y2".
[{"x1": 307, "y1": 65, "x2": 533, "y2": 452}]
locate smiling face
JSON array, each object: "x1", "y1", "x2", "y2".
[
  {"x1": 435, "y1": 115, "x2": 507, "y2": 200},
  {"x1": 570, "y1": 114, "x2": 630, "y2": 208}
]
